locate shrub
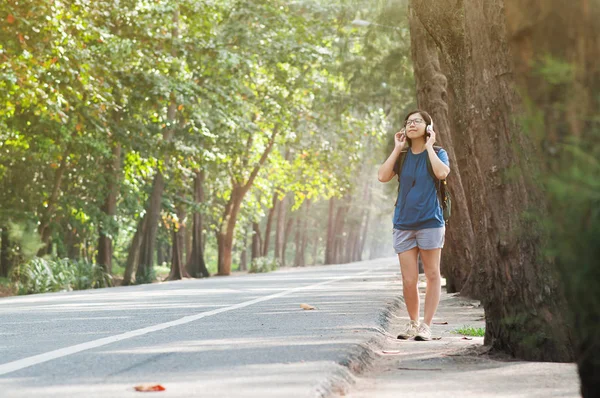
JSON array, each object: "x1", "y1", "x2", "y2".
[
  {"x1": 248, "y1": 257, "x2": 280, "y2": 274},
  {"x1": 11, "y1": 257, "x2": 112, "y2": 295}
]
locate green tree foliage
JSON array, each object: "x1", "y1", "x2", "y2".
[{"x1": 0, "y1": 0, "x2": 414, "y2": 286}]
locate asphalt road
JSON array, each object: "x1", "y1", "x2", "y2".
[{"x1": 0, "y1": 258, "x2": 401, "y2": 398}]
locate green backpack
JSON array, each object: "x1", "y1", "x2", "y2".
[{"x1": 394, "y1": 146, "x2": 451, "y2": 224}]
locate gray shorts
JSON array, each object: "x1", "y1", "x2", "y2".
[{"x1": 393, "y1": 227, "x2": 445, "y2": 253}]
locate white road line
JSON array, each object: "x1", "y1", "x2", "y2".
[{"x1": 0, "y1": 268, "x2": 382, "y2": 376}]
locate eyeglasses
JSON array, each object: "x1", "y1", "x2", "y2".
[{"x1": 405, "y1": 118, "x2": 425, "y2": 126}]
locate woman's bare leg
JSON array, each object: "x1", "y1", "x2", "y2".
[
  {"x1": 398, "y1": 247, "x2": 420, "y2": 321},
  {"x1": 420, "y1": 248, "x2": 442, "y2": 326}
]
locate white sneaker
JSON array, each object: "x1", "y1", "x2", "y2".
[
  {"x1": 397, "y1": 320, "x2": 420, "y2": 340},
  {"x1": 415, "y1": 322, "x2": 432, "y2": 341}
]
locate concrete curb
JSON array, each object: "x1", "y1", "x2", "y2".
[{"x1": 315, "y1": 296, "x2": 404, "y2": 397}]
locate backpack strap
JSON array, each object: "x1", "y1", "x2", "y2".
[
  {"x1": 425, "y1": 146, "x2": 443, "y2": 181},
  {"x1": 426, "y1": 146, "x2": 448, "y2": 221}
]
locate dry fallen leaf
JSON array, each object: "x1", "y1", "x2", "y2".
[
  {"x1": 433, "y1": 322, "x2": 448, "y2": 325},
  {"x1": 300, "y1": 303, "x2": 316, "y2": 310},
  {"x1": 462, "y1": 337, "x2": 473, "y2": 340},
  {"x1": 134, "y1": 385, "x2": 166, "y2": 392}
]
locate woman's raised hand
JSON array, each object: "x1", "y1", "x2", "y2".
[{"x1": 395, "y1": 128, "x2": 407, "y2": 150}]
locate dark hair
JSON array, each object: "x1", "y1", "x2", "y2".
[{"x1": 403, "y1": 110, "x2": 433, "y2": 147}]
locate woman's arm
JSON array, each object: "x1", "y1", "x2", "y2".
[
  {"x1": 378, "y1": 146, "x2": 403, "y2": 182},
  {"x1": 425, "y1": 130, "x2": 450, "y2": 179},
  {"x1": 378, "y1": 130, "x2": 407, "y2": 182}
]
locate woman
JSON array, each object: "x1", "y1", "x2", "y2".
[{"x1": 377, "y1": 110, "x2": 450, "y2": 341}]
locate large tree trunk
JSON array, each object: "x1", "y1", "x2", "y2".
[
  {"x1": 504, "y1": 0, "x2": 598, "y2": 393},
  {"x1": 216, "y1": 128, "x2": 278, "y2": 276},
  {"x1": 97, "y1": 142, "x2": 121, "y2": 277},
  {"x1": 217, "y1": 186, "x2": 245, "y2": 276},
  {"x1": 409, "y1": 0, "x2": 573, "y2": 362},
  {"x1": 122, "y1": 215, "x2": 147, "y2": 285},
  {"x1": 407, "y1": 11, "x2": 474, "y2": 293},
  {"x1": 135, "y1": 172, "x2": 166, "y2": 282},
  {"x1": 130, "y1": 9, "x2": 180, "y2": 283},
  {"x1": 262, "y1": 192, "x2": 278, "y2": 257},
  {"x1": 186, "y1": 170, "x2": 209, "y2": 278}
]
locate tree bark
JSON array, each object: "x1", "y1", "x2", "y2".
[
  {"x1": 407, "y1": 4, "x2": 474, "y2": 293},
  {"x1": 38, "y1": 146, "x2": 69, "y2": 253},
  {"x1": 135, "y1": 172, "x2": 166, "y2": 281},
  {"x1": 251, "y1": 221, "x2": 262, "y2": 262},
  {"x1": 294, "y1": 200, "x2": 310, "y2": 267},
  {"x1": 157, "y1": 240, "x2": 165, "y2": 267},
  {"x1": 282, "y1": 215, "x2": 294, "y2": 267},
  {"x1": 217, "y1": 128, "x2": 278, "y2": 275},
  {"x1": 168, "y1": 200, "x2": 189, "y2": 281},
  {"x1": 300, "y1": 205, "x2": 310, "y2": 267},
  {"x1": 66, "y1": 227, "x2": 81, "y2": 259},
  {"x1": 325, "y1": 198, "x2": 335, "y2": 264},
  {"x1": 239, "y1": 226, "x2": 249, "y2": 271},
  {"x1": 186, "y1": 170, "x2": 209, "y2": 278},
  {"x1": 97, "y1": 142, "x2": 121, "y2": 277},
  {"x1": 409, "y1": 0, "x2": 573, "y2": 362},
  {"x1": 131, "y1": 8, "x2": 180, "y2": 283},
  {"x1": 122, "y1": 215, "x2": 147, "y2": 285},
  {"x1": 184, "y1": 220, "x2": 192, "y2": 266},
  {"x1": 332, "y1": 197, "x2": 350, "y2": 264},
  {"x1": 0, "y1": 227, "x2": 9, "y2": 277},
  {"x1": 504, "y1": 0, "x2": 598, "y2": 392},
  {"x1": 262, "y1": 192, "x2": 278, "y2": 257},
  {"x1": 274, "y1": 195, "x2": 287, "y2": 263},
  {"x1": 293, "y1": 215, "x2": 301, "y2": 267}
]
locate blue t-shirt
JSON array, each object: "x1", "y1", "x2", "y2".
[{"x1": 393, "y1": 148, "x2": 449, "y2": 230}]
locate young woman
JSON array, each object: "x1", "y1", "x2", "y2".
[{"x1": 377, "y1": 110, "x2": 450, "y2": 341}]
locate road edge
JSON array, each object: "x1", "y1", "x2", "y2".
[{"x1": 315, "y1": 296, "x2": 404, "y2": 397}]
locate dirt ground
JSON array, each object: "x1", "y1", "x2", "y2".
[{"x1": 342, "y1": 276, "x2": 581, "y2": 398}]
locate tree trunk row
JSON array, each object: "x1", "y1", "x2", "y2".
[{"x1": 408, "y1": 0, "x2": 573, "y2": 362}]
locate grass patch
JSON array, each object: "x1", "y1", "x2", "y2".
[{"x1": 453, "y1": 326, "x2": 485, "y2": 337}]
